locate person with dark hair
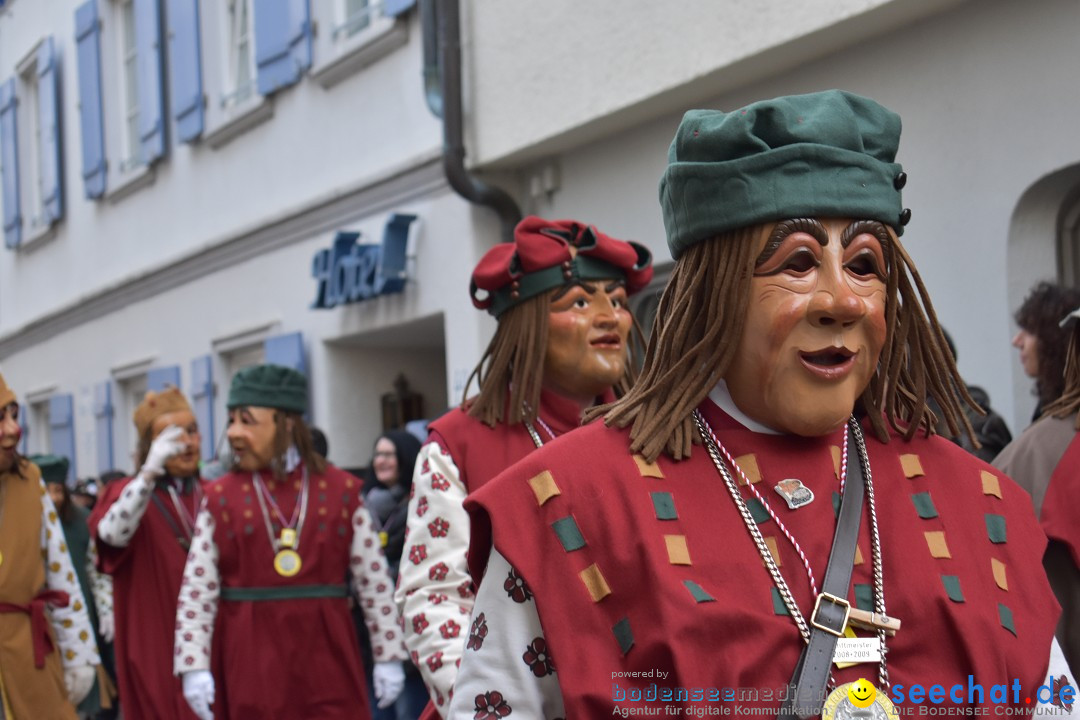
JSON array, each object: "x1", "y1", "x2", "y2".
[
  {"x1": 310, "y1": 426, "x2": 329, "y2": 460},
  {"x1": 995, "y1": 306, "x2": 1080, "y2": 672},
  {"x1": 361, "y1": 430, "x2": 429, "y2": 719},
  {"x1": 1012, "y1": 281, "x2": 1080, "y2": 422},
  {"x1": 395, "y1": 216, "x2": 653, "y2": 717},
  {"x1": 175, "y1": 364, "x2": 407, "y2": 720},
  {"x1": 450, "y1": 91, "x2": 1070, "y2": 717},
  {"x1": 0, "y1": 372, "x2": 99, "y2": 719},
  {"x1": 89, "y1": 386, "x2": 206, "y2": 720},
  {"x1": 931, "y1": 328, "x2": 1013, "y2": 462},
  {"x1": 38, "y1": 455, "x2": 119, "y2": 719}
]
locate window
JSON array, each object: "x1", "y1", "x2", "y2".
[
  {"x1": 118, "y1": 0, "x2": 141, "y2": 171},
  {"x1": 115, "y1": 374, "x2": 147, "y2": 470},
  {"x1": 338, "y1": 0, "x2": 372, "y2": 40},
  {"x1": 18, "y1": 65, "x2": 43, "y2": 230},
  {"x1": 74, "y1": 0, "x2": 165, "y2": 201},
  {"x1": 310, "y1": 0, "x2": 410, "y2": 88},
  {"x1": 223, "y1": 0, "x2": 256, "y2": 109},
  {"x1": 2, "y1": 36, "x2": 63, "y2": 247},
  {"x1": 29, "y1": 399, "x2": 50, "y2": 455}
]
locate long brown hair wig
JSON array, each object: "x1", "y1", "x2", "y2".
[{"x1": 596, "y1": 221, "x2": 977, "y2": 463}]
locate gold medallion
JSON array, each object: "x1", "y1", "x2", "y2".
[
  {"x1": 273, "y1": 549, "x2": 302, "y2": 577},
  {"x1": 822, "y1": 681, "x2": 898, "y2": 720}
]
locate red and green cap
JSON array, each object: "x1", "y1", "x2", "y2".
[
  {"x1": 660, "y1": 89, "x2": 909, "y2": 259},
  {"x1": 470, "y1": 215, "x2": 654, "y2": 317}
]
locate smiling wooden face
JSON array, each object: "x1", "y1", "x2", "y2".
[{"x1": 723, "y1": 218, "x2": 889, "y2": 436}]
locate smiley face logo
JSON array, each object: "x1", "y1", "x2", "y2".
[{"x1": 848, "y1": 678, "x2": 877, "y2": 708}]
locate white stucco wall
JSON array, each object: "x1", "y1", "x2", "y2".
[{"x1": 466, "y1": 0, "x2": 965, "y2": 168}]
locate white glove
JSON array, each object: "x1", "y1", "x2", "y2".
[
  {"x1": 97, "y1": 604, "x2": 115, "y2": 643},
  {"x1": 141, "y1": 425, "x2": 186, "y2": 477},
  {"x1": 64, "y1": 664, "x2": 95, "y2": 705},
  {"x1": 372, "y1": 661, "x2": 406, "y2": 709},
  {"x1": 182, "y1": 669, "x2": 215, "y2": 720}
]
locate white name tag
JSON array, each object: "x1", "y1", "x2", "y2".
[{"x1": 833, "y1": 638, "x2": 881, "y2": 664}]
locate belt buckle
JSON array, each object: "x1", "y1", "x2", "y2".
[{"x1": 810, "y1": 592, "x2": 850, "y2": 637}]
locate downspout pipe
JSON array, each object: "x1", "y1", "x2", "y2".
[{"x1": 427, "y1": 0, "x2": 522, "y2": 243}]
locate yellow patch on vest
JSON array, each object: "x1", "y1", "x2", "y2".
[
  {"x1": 925, "y1": 531, "x2": 951, "y2": 559},
  {"x1": 579, "y1": 564, "x2": 611, "y2": 602},
  {"x1": 527, "y1": 471, "x2": 561, "y2": 506},
  {"x1": 981, "y1": 471, "x2": 1002, "y2": 499},
  {"x1": 992, "y1": 558, "x2": 1008, "y2": 591},
  {"x1": 733, "y1": 454, "x2": 761, "y2": 485},
  {"x1": 632, "y1": 454, "x2": 664, "y2": 479},
  {"x1": 665, "y1": 535, "x2": 691, "y2": 565},
  {"x1": 900, "y1": 454, "x2": 924, "y2": 478}
]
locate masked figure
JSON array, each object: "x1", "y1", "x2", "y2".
[
  {"x1": 89, "y1": 387, "x2": 206, "y2": 720},
  {"x1": 395, "y1": 216, "x2": 652, "y2": 717},
  {"x1": 0, "y1": 372, "x2": 99, "y2": 719},
  {"x1": 449, "y1": 91, "x2": 1071, "y2": 718},
  {"x1": 175, "y1": 364, "x2": 407, "y2": 720}
]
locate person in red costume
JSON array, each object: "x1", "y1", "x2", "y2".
[
  {"x1": 996, "y1": 306, "x2": 1080, "y2": 674},
  {"x1": 89, "y1": 386, "x2": 204, "y2": 720},
  {"x1": 450, "y1": 91, "x2": 1074, "y2": 718},
  {"x1": 175, "y1": 364, "x2": 407, "y2": 720},
  {"x1": 395, "y1": 216, "x2": 653, "y2": 717}
]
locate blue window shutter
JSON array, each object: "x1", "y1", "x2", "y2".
[
  {"x1": 49, "y1": 394, "x2": 77, "y2": 484},
  {"x1": 37, "y1": 38, "x2": 63, "y2": 226},
  {"x1": 134, "y1": 0, "x2": 166, "y2": 163},
  {"x1": 75, "y1": 0, "x2": 107, "y2": 199},
  {"x1": 264, "y1": 332, "x2": 306, "y2": 374},
  {"x1": 165, "y1": 0, "x2": 203, "y2": 142},
  {"x1": 191, "y1": 355, "x2": 213, "y2": 460},
  {"x1": 147, "y1": 365, "x2": 181, "y2": 392},
  {"x1": 383, "y1": 0, "x2": 416, "y2": 18},
  {"x1": 93, "y1": 380, "x2": 114, "y2": 473},
  {"x1": 253, "y1": 0, "x2": 311, "y2": 96},
  {"x1": 0, "y1": 78, "x2": 22, "y2": 248}
]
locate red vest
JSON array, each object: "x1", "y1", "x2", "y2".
[
  {"x1": 90, "y1": 477, "x2": 203, "y2": 720},
  {"x1": 203, "y1": 464, "x2": 370, "y2": 720},
  {"x1": 467, "y1": 401, "x2": 1059, "y2": 715},
  {"x1": 428, "y1": 388, "x2": 611, "y2": 494}
]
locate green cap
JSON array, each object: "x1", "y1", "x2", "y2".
[
  {"x1": 227, "y1": 364, "x2": 308, "y2": 414},
  {"x1": 660, "y1": 89, "x2": 907, "y2": 259},
  {"x1": 31, "y1": 454, "x2": 70, "y2": 485}
]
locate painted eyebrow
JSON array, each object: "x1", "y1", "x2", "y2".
[
  {"x1": 551, "y1": 280, "x2": 599, "y2": 301},
  {"x1": 841, "y1": 220, "x2": 890, "y2": 249},
  {"x1": 755, "y1": 218, "x2": 827, "y2": 267},
  {"x1": 604, "y1": 279, "x2": 626, "y2": 293}
]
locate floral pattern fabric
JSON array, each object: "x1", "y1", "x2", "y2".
[
  {"x1": 395, "y1": 442, "x2": 476, "y2": 715},
  {"x1": 40, "y1": 481, "x2": 101, "y2": 668},
  {"x1": 447, "y1": 551, "x2": 563, "y2": 719}
]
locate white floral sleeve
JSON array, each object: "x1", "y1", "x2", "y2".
[
  {"x1": 394, "y1": 441, "x2": 474, "y2": 715},
  {"x1": 1044, "y1": 638, "x2": 1078, "y2": 715},
  {"x1": 173, "y1": 507, "x2": 219, "y2": 674},
  {"x1": 40, "y1": 481, "x2": 100, "y2": 668},
  {"x1": 96, "y1": 474, "x2": 154, "y2": 548},
  {"x1": 87, "y1": 540, "x2": 113, "y2": 620},
  {"x1": 349, "y1": 502, "x2": 407, "y2": 662},
  {"x1": 447, "y1": 550, "x2": 564, "y2": 719}
]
